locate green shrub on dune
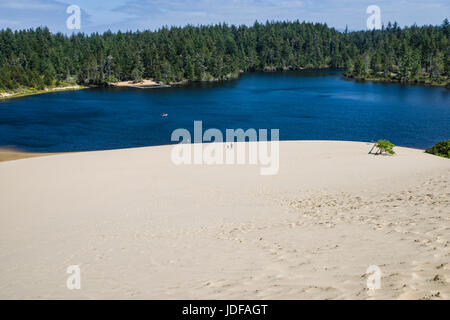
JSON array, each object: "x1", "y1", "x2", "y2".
[
  {"x1": 373, "y1": 140, "x2": 396, "y2": 155},
  {"x1": 426, "y1": 140, "x2": 450, "y2": 158}
]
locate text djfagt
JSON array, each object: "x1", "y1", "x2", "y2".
[
  {"x1": 182, "y1": 304, "x2": 268, "y2": 317},
  {"x1": 171, "y1": 121, "x2": 279, "y2": 175}
]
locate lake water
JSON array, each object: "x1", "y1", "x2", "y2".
[{"x1": 0, "y1": 70, "x2": 448, "y2": 152}]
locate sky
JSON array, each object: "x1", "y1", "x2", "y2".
[{"x1": 0, "y1": 0, "x2": 448, "y2": 33}]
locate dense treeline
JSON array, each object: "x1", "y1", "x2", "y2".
[
  {"x1": 0, "y1": 19, "x2": 449, "y2": 91},
  {"x1": 345, "y1": 20, "x2": 449, "y2": 85}
]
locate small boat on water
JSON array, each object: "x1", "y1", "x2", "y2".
[{"x1": 161, "y1": 113, "x2": 168, "y2": 117}]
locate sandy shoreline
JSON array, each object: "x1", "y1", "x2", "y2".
[
  {"x1": 0, "y1": 147, "x2": 58, "y2": 162},
  {"x1": 0, "y1": 141, "x2": 448, "y2": 299},
  {"x1": 111, "y1": 79, "x2": 170, "y2": 88},
  {"x1": 112, "y1": 79, "x2": 158, "y2": 87},
  {"x1": 0, "y1": 85, "x2": 87, "y2": 101},
  {"x1": 0, "y1": 79, "x2": 167, "y2": 101}
]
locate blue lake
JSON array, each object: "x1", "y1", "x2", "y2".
[{"x1": 0, "y1": 70, "x2": 449, "y2": 152}]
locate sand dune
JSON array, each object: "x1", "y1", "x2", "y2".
[{"x1": 0, "y1": 141, "x2": 448, "y2": 299}]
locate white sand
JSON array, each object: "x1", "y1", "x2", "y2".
[
  {"x1": 0, "y1": 141, "x2": 448, "y2": 299},
  {"x1": 112, "y1": 79, "x2": 158, "y2": 87}
]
